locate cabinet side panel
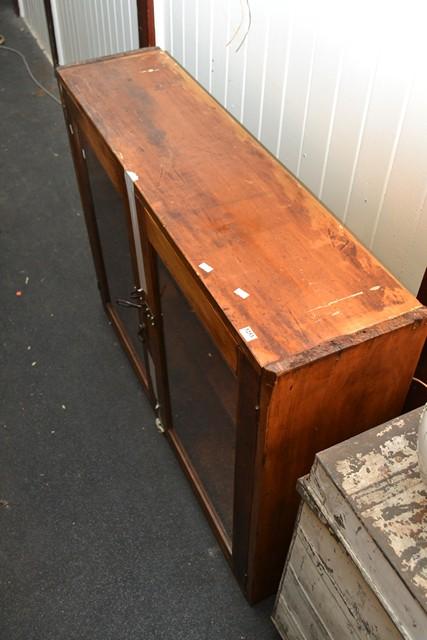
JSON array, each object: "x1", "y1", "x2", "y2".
[
  {"x1": 232, "y1": 352, "x2": 263, "y2": 589},
  {"x1": 248, "y1": 319, "x2": 426, "y2": 601}
]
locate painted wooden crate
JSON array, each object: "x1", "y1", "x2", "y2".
[{"x1": 272, "y1": 408, "x2": 427, "y2": 639}]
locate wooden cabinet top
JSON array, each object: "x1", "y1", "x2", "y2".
[{"x1": 58, "y1": 49, "x2": 426, "y2": 372}]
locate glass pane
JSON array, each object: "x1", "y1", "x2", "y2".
[
  {"x1": 85, "y1": 144, "x2": 144, "y2": 363},
  {"x1": 157, "y1": 256, "x2": 237, "y2": 538},
  {"x1": 148, "y1": 350, "x2": 159, "y2": 405}
]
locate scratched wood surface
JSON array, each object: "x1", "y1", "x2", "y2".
[
  {"x1": 57, "y1": 49, "x2": 425, "y2": 370},
  {"x1": 299, "y1": 408, "x2": 427, "y2": 638},
  {"x1": 58, "y1": 50, "x2": 427, "y2": 602}
]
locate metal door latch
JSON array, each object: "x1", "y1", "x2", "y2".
[
  {"x1": 117, "y1": 287, "x2": 157, "y2": 326},
  {"x1": 116, "y1": 298, "x2": 142, "y2": 309}
]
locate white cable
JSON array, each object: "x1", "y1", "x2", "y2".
[
  {"x1": 0, "y1": 44, "x2": 61, "y2": 106},
  {"x1": 413, "y1": 377, "x2": 427, "y2": 389}
]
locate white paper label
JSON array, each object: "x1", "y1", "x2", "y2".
[
  {"x1": 234, "y1": 287, "x2": 249, "y2": 299},
  {"x1": 126, "y1": 170, "x2": 139, "y2": 183},
  {"x1": 199, "y1": 262, "x2": 213, "y2": 273},
  {"x1": 239, "y1": 326, "x2": 258, "y2": 342}
]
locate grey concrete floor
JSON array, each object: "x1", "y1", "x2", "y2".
[{"x1": 0, "y1": 4, "x2": 279, "y2": 639}]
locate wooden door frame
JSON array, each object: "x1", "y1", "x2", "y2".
[
  {"x1": 43, "y1": 0, "x2": 59, "y2": 66},
  {"x1": 137, "y1": 0, "x2": 156, "y2": 47}
]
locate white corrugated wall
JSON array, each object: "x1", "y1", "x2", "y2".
[
  {"x1": 19, "y1": 0, "x2": 52, "y2": 62},
  {"x1": 18, "y1": 1, "x2": 139, "y2": 66},
  {"x1": 154, "y1": 0, "x2": 427, "y2": 295},
  {"x1": 50, "y1": 0, "x2": 139, "y2": 65}
]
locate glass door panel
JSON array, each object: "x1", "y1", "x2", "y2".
[
  {"x1": 157, "y1": 255, "x2": 237, "y2": 538},
  {"x1": 84, "y1": 143, "x2": 145, "y2": 368}
]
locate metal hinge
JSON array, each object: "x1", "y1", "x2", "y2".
[
  {"x1": 134, "y1": 287, "x2": 157, "y2": 327},
  {"x1": 143, "y1": 306, "x2": 157, "y2": 327},
  {"x1": 153, "y1": 401, "x2": 165, "y2": 433}
]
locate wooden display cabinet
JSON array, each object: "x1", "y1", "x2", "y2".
[{"x1": 57, "y1": 49, "x2": 427, "y2": 603}]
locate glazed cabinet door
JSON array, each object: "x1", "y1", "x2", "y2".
[
  {"x1": 83, "y1": 144, "x2": 143, "y2": 351},
  {"x1": 156, "y1": 254, "x2": 239, "y2": 541},
  {"x1": 70, "y1": 127, "x2": 158, "y2": 405},
  {"x1": 135, "y1": 200, "x2": 262, "y2": 574},
  {"x1": 138, "y1": 230, "x2": 239, "y2": 545}
]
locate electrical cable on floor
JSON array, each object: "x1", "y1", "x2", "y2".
[{"x1": 0, "y1": 40, "x2": 61, "y2": 106}]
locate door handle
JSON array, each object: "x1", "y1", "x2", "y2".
[{"x1": 116, "y1": 298, "x2": 142, "y2": 309}]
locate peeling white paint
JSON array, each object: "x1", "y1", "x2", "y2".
[
  {"x1": 376, "y1": 423, "x2": 395, "y2": 438},
  {"x1": 363, "y1": 482, "x2": 427, "y2": 593},
  {"x1": 335, "y1": 420, "x2": 427, "y2": 601},
  {"x1": 336, "y1": 432, "x2": 414, "y2": 495}
]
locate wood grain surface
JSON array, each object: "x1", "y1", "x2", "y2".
[
  {"x1": 58, "y1": 49, "x2": 427, "y2": 602},
  {"x1": 247, "y1": 320, "x2": 426, "y2": 600},
  {"x1": 57, "y1": 49, "x2": 426, "y2": 371}
]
